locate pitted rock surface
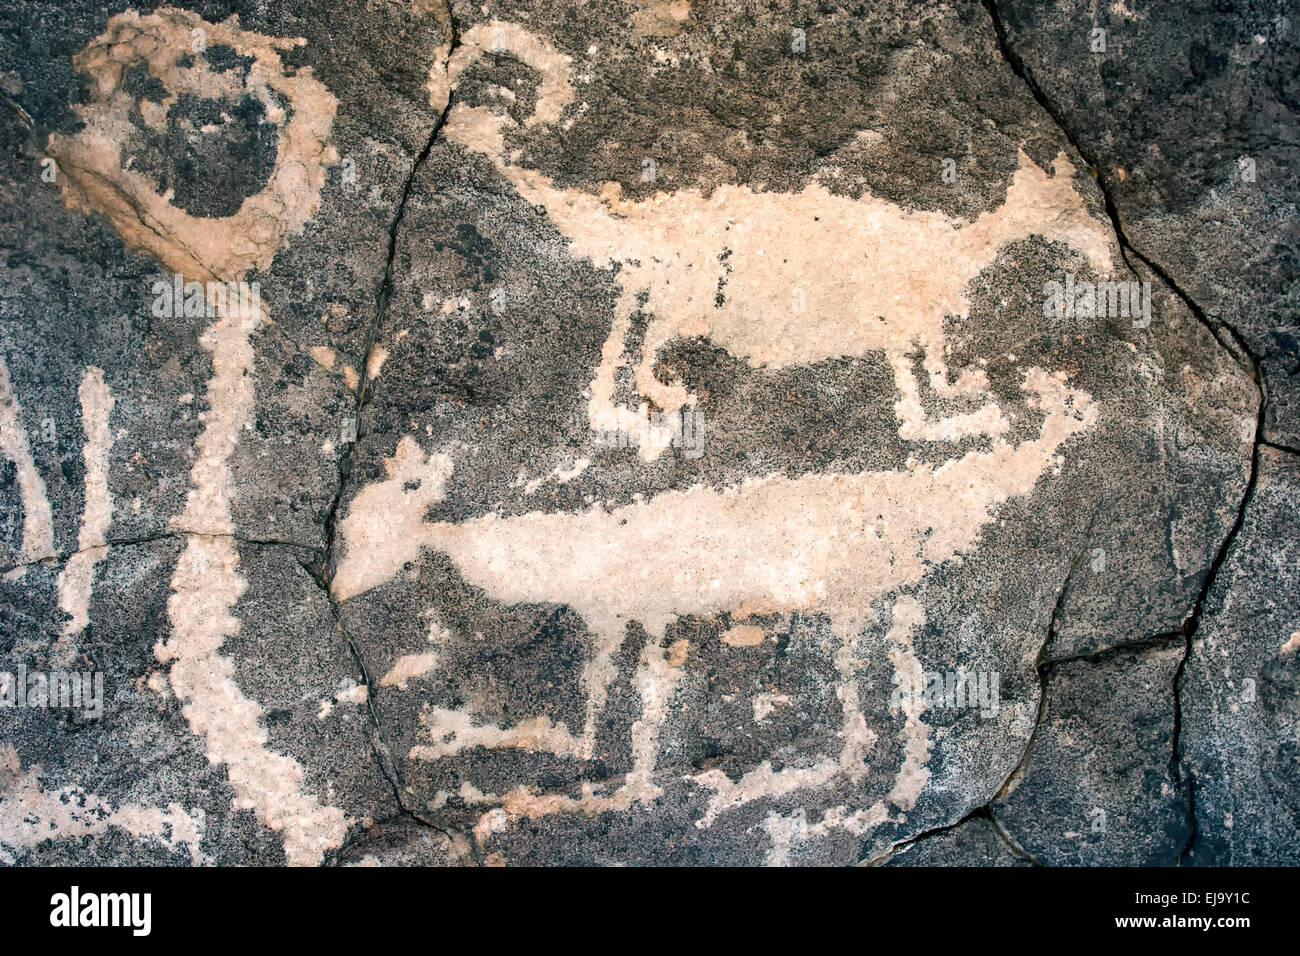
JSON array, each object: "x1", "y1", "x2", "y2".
[{"x1": 0, "y1": 0, "x2": 1292, "y2": 866}]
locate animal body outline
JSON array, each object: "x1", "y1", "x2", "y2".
[
  {"x1": 333, "y1": 19, "x2": 1116, "y2": 850},
  {"x1": 431, "y1": 20, "x2": 1115, "y2": 459},
  {"x1": 334, "y1": 367, "x2": 1099, "y2": 848}
]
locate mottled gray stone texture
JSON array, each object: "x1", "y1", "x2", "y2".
[{"x1": 0, "y1": 0, "x2": 1292, "y2": 866}]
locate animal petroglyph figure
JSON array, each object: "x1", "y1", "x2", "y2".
[
  {"x1": 24, "y1": 9, "x2": 1114, "y2": 863},
  {"x1": 430, "y1": 21, "x2": 1115, "y2": 459},
  {"x1": 334, "y1": 368, "x2": 1098, "y2": 839}
]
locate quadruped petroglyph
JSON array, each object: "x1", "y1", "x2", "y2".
[
  {"x1": 432, "y1": 21, "x2": 1113, "y2": 458},
  {"x1": 333, "y1": 19, "x2": 1114, "y2": 858},
  {"x1": 3, "y1": 9, "x2": 1112, "y2": 865},
  {"x1": 336, "y1": 369, "x2": 1095, "y2": 852},
  {"x1": 7, "y1": 2, "x2": 1272, "y2": 868}
]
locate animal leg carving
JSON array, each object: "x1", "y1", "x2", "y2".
[{"x1": 587, "y1": 304, "x2": 686, "y2": 460}]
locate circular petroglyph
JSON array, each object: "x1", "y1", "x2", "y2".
[{"x1": 46, "y1": 7, "x2": 338, "y2": 281}]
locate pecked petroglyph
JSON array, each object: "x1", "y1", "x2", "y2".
[
  {"x1": 390, "y1": 23, "x2": 1106, "y2": 843},
  {"x1": 55, "y1": 367, "x2": 115, "y2": 649},
  {"x1": 2, "y1": 359, "x2": 116, "y2": 659},
  {"x1": 0, "y1": 0, "x2": 1278, "y2": 873},
  {"x1": 741, "y1": 596, "x2": 930, "y2": 865},
  {"x1": 156, "y1": 292, "x2": 347, "y2": 867},
  {"x1": 335, "y1": 368, "x2": 1096, "y2": 842},
  {"x1": 47, "y1": 9, "x2": 346, "y2": 865},
  {"x1": 0, "y1": 355, "x2": 55, "y2": 564},
  {"x1": 20, "y1": 7, "x2": 1108, "y2": 864},
  {"x1": 46, "y1": 7, "x2": 339, "y2": 284},
  {"x1": 431, "y1": 20, "x2": 1115, "y2": 459},
  {"x1": 0, "y1": 746, "x2": 206, "y2": 866}
]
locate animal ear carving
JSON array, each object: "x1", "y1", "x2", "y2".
[{"x1": 429, "y1": 19, "x2": 574, "y2": 132}]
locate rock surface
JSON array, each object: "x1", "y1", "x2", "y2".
[
  {"x1": 993, "y1": 642, "x2": 1188, "y2": 866},
  {"x1": 0, "y1": 0, "x2": 1290, "y2": 866},
  {"x1": 879, "y1": 813, "x2": 1031, "y2": 867},
  {"x1": 1181, "y1": 447, "x2": 1300, "y2": 865},
  {"x1": 992, "y1": 0, "x2": 1300, "y2": 450}
]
